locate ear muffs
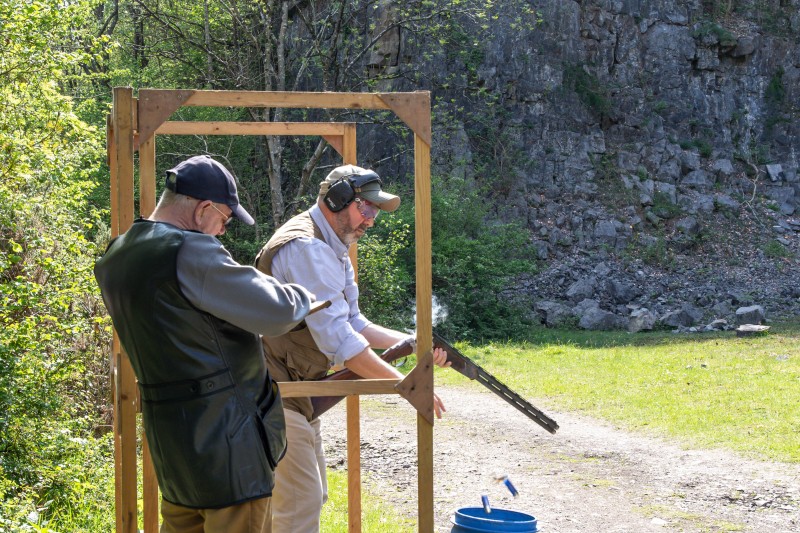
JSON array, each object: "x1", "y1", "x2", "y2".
[
  {"x1": 323, "y1": 171, "x2": 382, "y2": 212},
  {"x1": 323, "y1": 178, "x2": 356, "y2": 212}
]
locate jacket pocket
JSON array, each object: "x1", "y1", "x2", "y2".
[{"x1": 256, "y1": 381, "x2": 287, "y2": 469}]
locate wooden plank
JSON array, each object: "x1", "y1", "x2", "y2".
[
  {"x1": 277, "y1": 379, "x2": 399, "y2": 398},
  {"x1": 346, "y1": 396, "x2": 362, "y2": 533},
  {"x1": 108, "y1": 114, "x2": 123, "y2": 530},
  {"x1": 342, "y1": 124, "x2": 362, "y2": 532},
  {"x1": 117, "y1": 349, "x2": 139, "y2": 533},
  {"x1": 156, "y1": 121, "x2": 347, "y2": 137},
  {"x1": 395, "y1": 352, "x2": 435, "y2": 426},
  {"x1": 342, "y1": 123, "x2": 358, "y2": 165},
  {"x1": 139, "y1": 136, "x2": 157, "y2": 218},
  {"x1": 378, "y1": 93, "x2": 432, "y2": 147},
  {"x1": 417, "y1": 415, "x2": 435, "y2": 533},
  {"x1": 112, "y1": 347, "x2": 122, "y2": 533},
  {"x1": 112, "y1": 87, "x2": 139, "y2": 533},
  {"x1": 107, "y1": 116, "x2": 118, "y2": 238},
  {"x1": 142, "y1": 435, "x2": 159, "y2": 532},
  {"x1": 116, "y1": 91, "x2": 135, "y2": 233},
  {"x1": 411, "y1": 132, "x2": 433, "y2": 421},
  {"x1": 413, "y1": 133, "x2": 435, "y2": 533},
  {"x1": 183, "y1": 90, "x2": 393, "y2": 109},
  {"x1": 139, "y1": 120, "x2": 157, "y2": 533},
  {"x1": 137, "y1": 90, "x2": 196, "y2": 146},
  {"x1": 322, "y1": 135, "x2": 344, "y2": 156},
  {"x1": 343, "y1": 124, "x2": 359, "y2": 275},
  {"x1": 414, "y1": 133, "x2": 433, "y2": 365},
  {"x1": 107, "y1": 112, "x2": 123, "y2": 533}
]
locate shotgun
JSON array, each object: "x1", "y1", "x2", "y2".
[{"x1": 310, "y1": 332, "x2": 559, "y2": 434}]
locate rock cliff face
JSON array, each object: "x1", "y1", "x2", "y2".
[{"x1": 368, "y1": 0, "x2": 800, "y2": 329}]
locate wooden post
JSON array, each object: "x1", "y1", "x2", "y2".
[
  {"x1": 138, "y1": 134, "x2": 159, "y2": 532},
  {"x1": 139, "y1": 135, "x2": 157, "y2": 218},
  {"x1": 142, "y1": 436, "x2": 159, "y2": 533},
  {"x1": 344, "y1": 123, "x2": 359, "y2": 273},
  {"x1": 111, "y1": 87, "x2": 139, "y2": 533},
  {"x1": 346, "y1": 395, "x2": 362, "y2": 532},
  {"x1": 413, "y1": 133, "x2": 434, "y2": 533},
  {"x1": 340, "y1": 122, "x2": 364, "y2": 531}
]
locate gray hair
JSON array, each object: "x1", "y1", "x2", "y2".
[{"x1": 155, "y1": 187, "x2": 196, "y2": 209}]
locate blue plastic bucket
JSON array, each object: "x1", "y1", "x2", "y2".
[{"x1": 450, "y1": 507, "x2": 539, "y2": 532}]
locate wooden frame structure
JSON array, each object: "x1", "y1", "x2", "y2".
[{"x1": 107, "y1": 88, "x2": 436, "y2": 532}]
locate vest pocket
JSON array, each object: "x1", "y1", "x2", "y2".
[{"x1": 256, "y1": 381, "x2": 287, "y2": 469}]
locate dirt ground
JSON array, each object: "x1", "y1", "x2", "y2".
[{"x1": 323, "y1": 383, "x2": 800, "y2": 532}]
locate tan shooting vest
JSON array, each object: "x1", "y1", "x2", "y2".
[{"x1": 255, "y1": 210, "x2": 331, "y2": 420}]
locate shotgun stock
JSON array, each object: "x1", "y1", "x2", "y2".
[
  {"x1": 309, "y1": 337, "x2": 416, "y2": 418},
  {"x1": 310, "y1": 333, "x2": 559, "y2": 434}
]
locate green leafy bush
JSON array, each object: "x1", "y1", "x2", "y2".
[
  {"x1": 357, "y1": 216, "x2": 415, "y2": 332},
  {"x1": 0, "y1": 0, "x2": 114, "y2": 528},
  {"x1": 353, "y1": 177, "x2": 539, "y2": 341}
]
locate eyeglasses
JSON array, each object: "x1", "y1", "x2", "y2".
[
  {"x1": 209, "y1": 203, "x2": 233, "y2": 226},
  {"x1": 353, "y1": 197, "x2": 380, "y2": 220}
]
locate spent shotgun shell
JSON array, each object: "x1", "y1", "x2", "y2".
[{"x1": 503, "y1": 477, "x2": 519, "y2": 498}]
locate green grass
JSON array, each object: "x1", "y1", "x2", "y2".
[
  {"x1": 321, "y1": 322, "x2": 800, "y2": 525},
  {"x1": 321, "y1": 469, "x2": 416, "y2": 532},
  {"x1": 433, "y1": 320, "x2": 800, "y2": 462}
]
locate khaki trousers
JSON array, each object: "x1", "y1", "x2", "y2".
[
  {"x1": 160, "y1": 496, "x2": 271, "y2": 533},
  {"x1": 271, "y1": 408, "x2": 328, "y2": 533}
]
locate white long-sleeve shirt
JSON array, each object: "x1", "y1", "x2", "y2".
[{"x1": 269, "y1": 205, "x2": 372, "y2": 367}]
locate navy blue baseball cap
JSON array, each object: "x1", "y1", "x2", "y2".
[{"x1": 165, "y1": 155, "x2": 255, "y2": 225}]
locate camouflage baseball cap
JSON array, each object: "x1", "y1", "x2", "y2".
[{"x1": 318, "y1": 164, "x2": 400, "y2": 212}]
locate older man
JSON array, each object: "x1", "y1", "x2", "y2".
[
  {"x1": 255, "y1": 165, "x2": 447, "y2": 532},
  {"x1": 95, "y1": 155, "x2": 314, "y2": 533}
]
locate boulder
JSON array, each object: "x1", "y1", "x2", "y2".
[
  {"x1": 608, "y1": 279, "x2": 639, "y2": 304},
  {"x1": 661, "y1": 304, "x2": 704, "y2": 328},
  {"x1": 735, "y1": 305, "x2": 766, "y2": 325},
  {"x1": 766, "y1": 164, "x2": 783, "y2": 182},
  {"x1": 579, "y1": 307, "x2": 627, "y2": 331},
  {"x1": 566, "y1": 277, "x2": 597, "y2": 302},
  {"x1": 730, "y1": 36, "x2": 757, "y2": 57},
  {"x1": 628, "y1": 308, "x2": 656, "y2": 333},
  {"x1": 535, "y1": 300, "x2": 573, "y2": 327},
  {"x1": 572, "y1": 298, "x2": 600, "y2": 316},
  {"x1": 675, "y1": 216, "x2": 700, "y2": 236},
  {"x1": 681, "y1": 169, "x2": 714, "y2": 190}
]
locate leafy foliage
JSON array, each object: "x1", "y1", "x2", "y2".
[
  {"x1": 1, "y1": 0, "x2": 113, "y2": 529},
  {"x1": 361, "y1": 177, "x2": 539, "y2": 341},
  {"x1": 433, "y1": 229, "x2": 538, "y2": 340},
  {"x1": 357, "y1": 215, "x2": 415, "y2": 332},
  {"x1": 1, "y1": 0, "x2": 545, "y2": 527}
]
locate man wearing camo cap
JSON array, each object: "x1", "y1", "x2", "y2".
[{"x1": 255, "y1": 164, "x2": 448, "y2": 532}]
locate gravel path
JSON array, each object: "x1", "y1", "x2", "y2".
[{"x1": 323, "y1": 383, "x2": 800, "y2": 532}]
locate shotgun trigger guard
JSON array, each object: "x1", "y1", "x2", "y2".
[{"x1": 392, "y1": 356, "x2": 408, "y2": 368}]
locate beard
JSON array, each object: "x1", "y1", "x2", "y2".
[
  {"x1": 341, "y1": 223, "x2": 369, "y2": 245},
  {"x1": 334, "y1": 213, "x2": 369, "y2": 245}
]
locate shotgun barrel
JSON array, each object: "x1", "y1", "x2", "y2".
[
  {"x1": 309, "y1": 333, "x2": 559, "y2": 434},
  {"x1": 433, "y1": 332, "x2": 559, "y2": 434}
]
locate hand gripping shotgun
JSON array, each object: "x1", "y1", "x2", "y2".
[{"x1": 310, "y1": 332, "x2": 559, "y2": 434}]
